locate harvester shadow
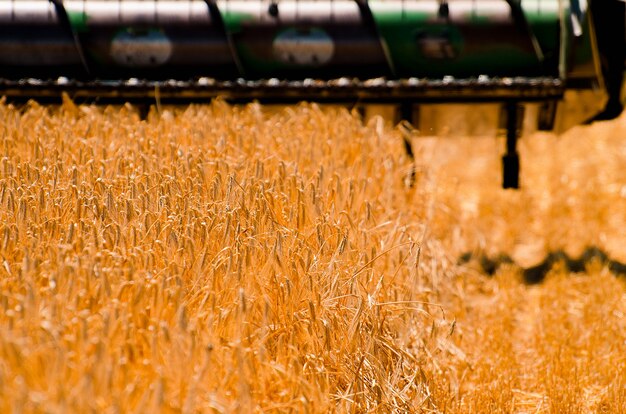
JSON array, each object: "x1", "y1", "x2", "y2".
[{"x1": 458, "y1": 246, "x2": 626, "y2": 284}]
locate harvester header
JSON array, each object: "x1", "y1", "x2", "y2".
[{"x1": 0, "y1": 1, "x2": 603, "y2": 100}]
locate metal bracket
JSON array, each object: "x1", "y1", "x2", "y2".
[{"x1": 501, "y1": 102, "x2": 523, "y2": 189}]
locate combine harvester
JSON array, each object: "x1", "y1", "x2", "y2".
[{"x1": 0, "y1": 0, "x2": 623, "y2": 188}]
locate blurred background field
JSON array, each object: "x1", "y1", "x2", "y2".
[{"x1": 0, "y1": 99, "x2": 623, "y2": 412}]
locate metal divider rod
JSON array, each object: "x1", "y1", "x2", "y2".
[
  {"x1": 205, "y1": 0, "x2": 245, "y2": 77},
  {"x1": 49, "y1": 0, "x2": 91, "y2": 75},
  {"x1": 355, "y1": 0, "x2": 396, "y2": 76},
  {"x1": 502, "y1": 102, "x2": 521, "y2": 189}
]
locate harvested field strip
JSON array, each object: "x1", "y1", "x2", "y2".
[
  {"x1": 446, "y1": 270, "x2": 626, "y2": 413},
  {"x1": 0, "y1": 99, "x2": 624, "y2": 412}
]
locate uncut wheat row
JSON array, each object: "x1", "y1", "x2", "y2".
[
  {"x1": 0, "y1": 99, "x2": 457, "y2": 413},
  {"x1": 0, "y1": 98, "x2": 624, "y2": 413}
]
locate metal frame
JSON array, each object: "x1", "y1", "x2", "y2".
[{"x1": 0, "y1": 76, "x2": 564, "y2": 104}]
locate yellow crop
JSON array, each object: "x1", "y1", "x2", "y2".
[{"x1": 0, "y1": 98, "x2": 623, "y2": 413}]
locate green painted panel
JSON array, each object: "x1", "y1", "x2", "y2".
[
  {"x1": 236, "y1": 43, "x2": 291, "y2": 75},
  {"x1": 222, "y1": 8, "x2": 339, "y2": 77},
  {"x1": 67, "y1": 10, "x2": 88, "y2": 33},
  {"x1": 220, "y1": 11, "x2": 281, "y2": 74},
  {"x1": 235, "y1": 28, "x2": 337, "y2": 77},
  {"x1": 221, "y1": 11, "x2": 254, "y2": 33},
  {"x1": 371, "y1": 6, "x2": 559, "y2": 77},
  {"x1": 521, "y1": 1, "x2": 560, "y2": 69}
]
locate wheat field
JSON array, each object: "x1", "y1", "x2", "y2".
[{"x1": 0, "y1": 97, "x2": 624, "y2": 413}]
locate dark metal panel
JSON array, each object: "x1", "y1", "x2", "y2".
[
  {"x1": 0, "y1": 0, "x2": 82, "y2": 75},
  {"x1": 223, "y1": 0, "x2": 390, "y2": 79},
  {"x1": 65, "y1": 0, "x2": 237, "y2": 79}
]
